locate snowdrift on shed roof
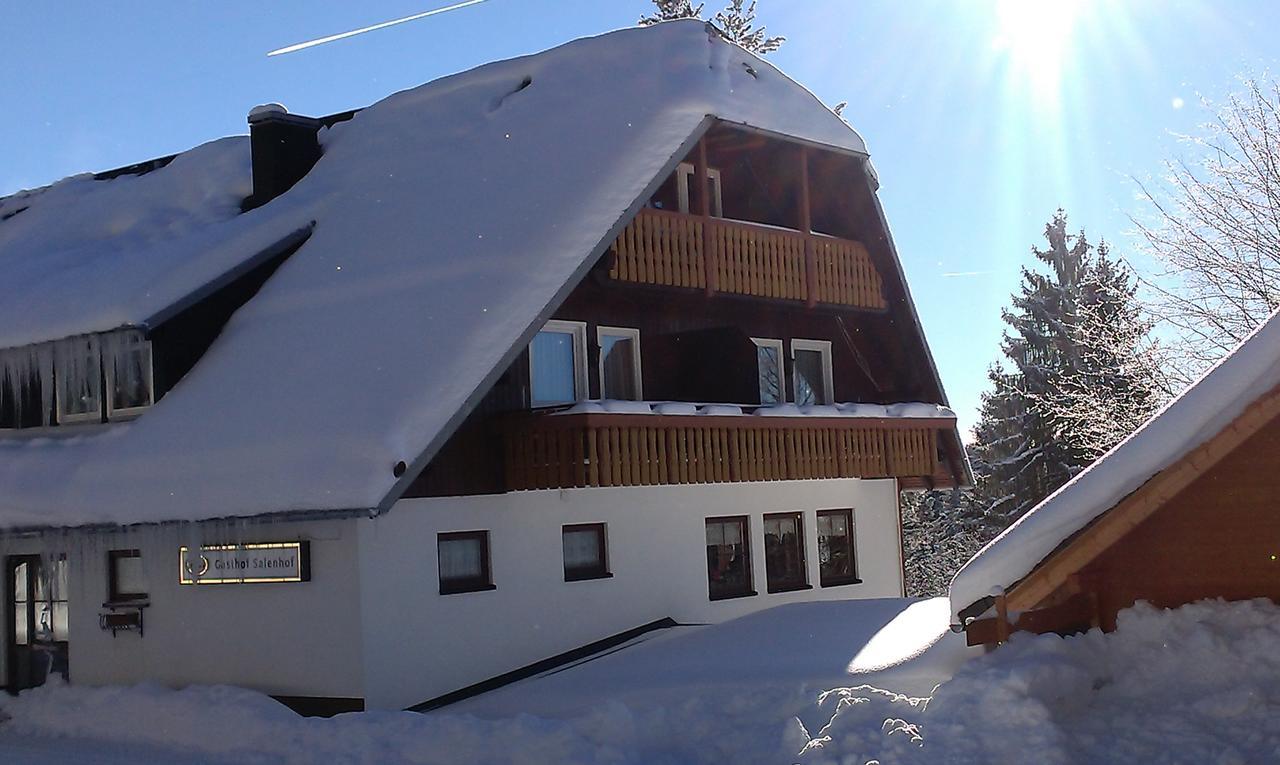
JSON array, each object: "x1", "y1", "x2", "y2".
[
  {"x1": 0, "y1": 21, "x2": 876, "y2": 529},
  {"x1": 950, "y1": 306, "x2": 1280, "y2": 618}
]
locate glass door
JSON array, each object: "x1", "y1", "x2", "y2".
[{"x1": 6, "y1": 555, "x2": 69, "y2": 691}]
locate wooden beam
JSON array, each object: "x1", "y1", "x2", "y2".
[
  {"x1": 1007, "y1": 382, "x2": 1280, "y2": 611},
  {"x1": 697, "y1": 137, "x2": 716, "y2": 297},
  {"x1": 833, "y1": 316, "x2": 885, "y2": 394},
  {"x1": 994, "y1": 593, "x2": 1010, "y2": 644},
  {"x1": 800, "y1": 147, "x2": 816, "y2": 308}
]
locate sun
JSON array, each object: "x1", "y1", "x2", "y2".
[{"x1": 991, "y1": 0, "x2": 1087, "y2": 107}]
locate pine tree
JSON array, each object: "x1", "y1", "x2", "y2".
[
  {"x1": 902, "y1": 488, "x2": 997, "y2": 597},
  {"x1": 903, "y1": 212, "x2": 1168, "y2": 594},
  {"x1": 713, "y1": 1, "x2": 785, "y2": 55},
  {"x1": 640, "y1": 0, "x2": 784, "y2": 55},
  {"x1": 978, "y1": 211, "x2": 1169, "y2": 522},
  {"x1": 639, "y1": 0, "x2": 704, "y2": 24}
]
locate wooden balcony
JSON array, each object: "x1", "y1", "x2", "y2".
[
  {"x1": 608, "y1": 208, "x2": 888, "y2": 310},
  {"x1": 504, "y1": 410, "x2": 955, "y2": 492}
]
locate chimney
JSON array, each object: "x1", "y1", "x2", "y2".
[{"x1": 244, "y1": 103, "x2": 322, "y2": 211}]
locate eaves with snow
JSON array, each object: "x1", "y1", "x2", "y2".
[
  {"x1": 0, "y1": 20, "x2": 945, "y2": 530},
  {"x1": 950, "y1": 306, "x2": 1280, "y2": 621}
]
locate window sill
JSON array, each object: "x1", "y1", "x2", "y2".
[
  {"x1": 439, "y1": 582, "x2": 497, "y2": 596},
  {"x1": 820, "y1": 577, "x2": 862, "y2": 588},
  {"x1": 767, "y1": 582, "x2": 812, "y2": 595},
  {"x1": 565, "y1": 571, "x2": 613, "y2": 583},
  {"x1": 709, "y1": 589, "x2": 758, "y2": 602}
]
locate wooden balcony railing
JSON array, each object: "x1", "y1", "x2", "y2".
[
  {"x1": 504, "y1": 412, "x2": 952, "y2": 492},
  {"x1": 609, "y1": 208, "x2": 887, "y2": 310}
]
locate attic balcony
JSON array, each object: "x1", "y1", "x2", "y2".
[
  {"x1": 608, "y1": 209, "x2": 888, "y2": 310},
  {"x1": 503, "y1": 404, "x2": 960, "y2": 493}
]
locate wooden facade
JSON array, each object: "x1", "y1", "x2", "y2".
[
  {"x1": 405, "y1": 121, "x2": 967, "y2": 500},
  {"x1": 966, "y1": 385, "x2": 1280, "y2": 647}
]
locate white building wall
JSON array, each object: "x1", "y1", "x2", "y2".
[
  {"x1": 0, "y1": 518, "x2": 363, "y2": 700},
  {"x1": 358, "y1": 478, "x2": 901, "y2": 710}
]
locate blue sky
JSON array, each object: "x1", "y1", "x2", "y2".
[{"x1": 3, "y1": 0, "x2": 1278, "y2": 435}]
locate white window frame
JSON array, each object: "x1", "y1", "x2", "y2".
[
  {"x1": 597, "y1": 326, "x2": 643, "y2": 401},
  {"x1": 751, "y1": 337, "x2": 785, "y2": 404},
  {"x1": 791, "y1": 339, "x2": 834, "y2": 405},
  {"x1": 529, "y1": 319, "x2": 588, "y2": 407},
  {"x1": 55, "y1": 336, "x2": 103, "y2": 425},
  {"x1": 105, "y1": 337, "x2": 155, "y2": 422},
  {"x1": 676, "y1": 162, "x2": 723, "y2": 217}
]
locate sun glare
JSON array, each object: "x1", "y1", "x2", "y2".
[{"x1": 992, "y1": 0, "x2": 1086, "y2": 106}]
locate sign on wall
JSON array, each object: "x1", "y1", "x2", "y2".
[{"x1": 179, "y1": 542, "x2": 311, "y2": 585}]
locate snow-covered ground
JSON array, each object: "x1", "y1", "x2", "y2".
[{"x1": 3, "y1": 597, "x2": 1279, "y2": 764}]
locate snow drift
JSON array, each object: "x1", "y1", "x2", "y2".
[{"x1": 3, "y1": 598, "x2": 1278, "y2": 764}]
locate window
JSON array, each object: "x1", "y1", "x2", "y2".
[
  {"x1": 108, "y1": 549, "x2": 147, "y2": 602},
  {"x1": 764, "y1": 512, "x2": 808, "y2": 593},
  {"x1": 105, "y1": 332, "x2": 153, "y2": 420},
  {"x1": 598, "y1": 326, "x2": 642, "y2": 401},
  {"x1": 562, "y1": 523, "x2": 610, "y2": 581},
  {"x1": 2, "y1": 329, "x2": 154, "y2": 430},
  {"x1": 817, "y1": 509, "x2": 859, "y2": 586},
  {"x1": 55, "y1": 335, "x2": 102, "y2": 424},
  {"x1": 437, "y1": 531, "x2": 494, "y2": 594},
  {"x1": 706, "y1": 516, "x2": 753, "y2": 600},
  {"x1": 752, "y1": 338, "x2": 784, "y2": 404},
  {"x1": 792, "y1": 339, "x2": 834, "y2": 406},
  {"x1": 31, "y1": 556, "x2": 69, "y2": 644},
  {"x1": 529, "y1": 320, "x2": 588, "y2": 407},
  {"x1": 676, "y1": 162, "x2": 723, "y2": 217}
]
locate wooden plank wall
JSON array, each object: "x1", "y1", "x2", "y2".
[
  {"x1": 1077, "y1": 413, "x2": 1280, "y2": 630},
  {"x1": 970, "y1": 412, "x2": 1280, "y2": 645}
]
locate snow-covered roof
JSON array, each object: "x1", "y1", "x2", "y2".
[
  {"x1": 0, "y1": 138, "x2": 313, "y2": 349},
  {"x1": 950, "y1": 307, "x2": 1280, "y2": 618},
  {"x1": 0, "y1": 21, "x2": 908, "y2": 530}
]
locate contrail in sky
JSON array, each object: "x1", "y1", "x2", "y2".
[{"x1": 268, "y1": 0, "x2": 490, "y2": 57}]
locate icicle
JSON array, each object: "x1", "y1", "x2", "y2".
[{"x1": 35, "y1": 342, "x2": 54, "y2": 427}]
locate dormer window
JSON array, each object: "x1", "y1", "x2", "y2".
[
  {"x1": 676, "y1": 162, "x2": 723, "y2": 217},
  {"x1": 54, "y1": 335, "x2": 102, "y2": 424},
  {"x1": 1, "y1": 329, "x2": 154, "y2": 430},
  {"x1": 105, "y1": 331, "x2": 154, "y2": 420},
  {"x1": 529, "y1": 320, "x2": 588, "y2": 407}
]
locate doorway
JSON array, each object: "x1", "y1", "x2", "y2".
[{"x1": 5, "y1": 555, "x2": 69, "y2": 692}]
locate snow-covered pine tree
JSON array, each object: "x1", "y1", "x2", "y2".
[
  {"x1": 977, "y1": 211, "x2": 1169, "y2": 520},
  {"x1": 902, "y1": 487, "x2": 997, "y2": 597},
  {"x1": 640, "y1": 0, "x2": 784, "y2": 55},
  {"x1": 713, "y1": 0, "x2": 785, "y2": 55},
  {"x1": 903, "y1": 212, "x2": 1168, "y2": 595},
  {"x1": 1034, "y1": 242, "x2": 1170, "y2": 461},
  {"x1": 639, "y1": 0, "x2": 705, "y2": 25}
]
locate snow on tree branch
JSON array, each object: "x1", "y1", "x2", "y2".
[
  {"x1": 1133, "y1": 77, "x2": 1280, "y2": 383},
  {"x1": 640, "y1": 0, "x2": 784, "y2": 55}
]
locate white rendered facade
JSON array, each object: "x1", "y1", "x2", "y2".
[{"x1": 0, "y1": 477, "x2": 901, "y2": 710}]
